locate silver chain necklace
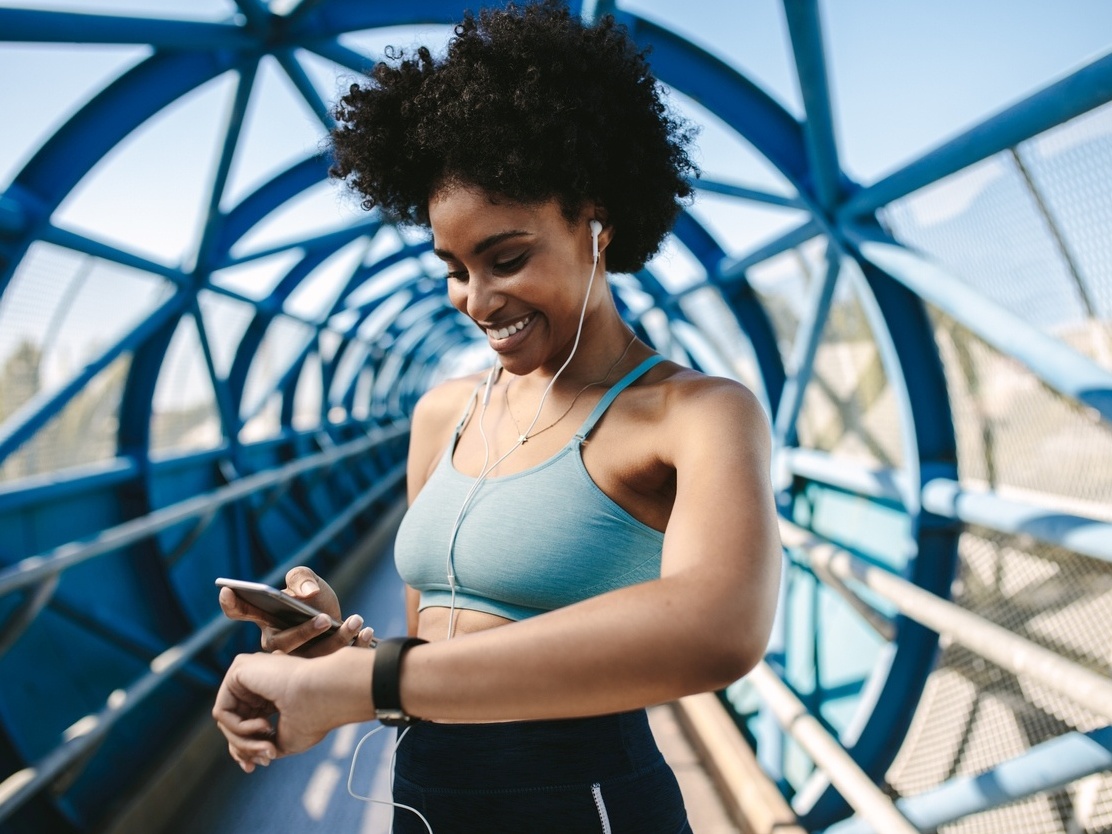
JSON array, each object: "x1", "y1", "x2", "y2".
[{"x1": 504, "y1": 333, "x2": 638, "y2": 444}]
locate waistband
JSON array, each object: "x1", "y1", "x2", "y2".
[{"x1": 394, "y1": 710, "x2": 664, "y2": 791}]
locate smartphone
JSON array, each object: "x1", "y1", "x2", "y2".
[{"x1": 215, "y1": 577, "x2": 343, "y2": 634}]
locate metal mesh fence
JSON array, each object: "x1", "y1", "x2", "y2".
[
  {"x1": 886, "y1": 525, "x2": 1112, "y2": 833},
  {"x1": 883, "y1": 101, "x2": 1112, "y2": 371},
  {"x1": 878, "y1": 101, "x2": 1112, "y2": 834},
  {"x1": 0, "y1": 243, "x2": 173, "y2": 480}
]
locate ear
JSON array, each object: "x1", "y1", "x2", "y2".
[{"x1": 588, "y1": 207, "x2": 614, "y2": 255}]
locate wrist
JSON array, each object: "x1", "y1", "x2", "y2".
[
  {"x1": 304, "y1": 646, "x2": 377, "y2": 727},
  {"x1": 372, "y1": 637, "x2": 427, "y2": 726}
]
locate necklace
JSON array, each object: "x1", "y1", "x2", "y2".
[{"x1": 504, "y1": 333, "x2": 638, "y2": 444}]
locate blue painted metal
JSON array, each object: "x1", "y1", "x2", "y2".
[
  {"x1": 781, "y1": 0, "x2": 843, "y2": 212},
  {"x1": 847, "y1": 226, "x2": 1112, "y2": 423},
  {"x1": 0, "y1": 8, "x2": 254, "y2": 49},
  {"x1": 922, "y1": 478, "x2": 1112, "y2": 565},
  {"x1": 691, "y1": 176, "x2": 804, "y2": 209},
  {"x1": 773, "y1": 244, "x2": 841, "y2": 449},
  {"x1": 1, "y1": 49, "x2": 239, "y2": 295},
  {"x1": 718, "y1": 219, "x2": 821, "y2": 282},
  {"x1": 840, "y1": 50, "x2": 1112, "y2": 220},
  {"x1": 827, "y1": 726, "x2": 1112, "y2": 833},
  {"x1": 0, "y1": 292, "x2": 190, "y2": 467}
]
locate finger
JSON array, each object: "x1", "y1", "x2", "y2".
[
  {"x1": 284, "y1": 566, "x2": 322, "y2": 598},
  {"x1": 355, "y1": 626, "x2": 377, "y2": 649},
  {"x1": 219, "y1": 587, "x2": 287, "y2": 631},
  {"x1": 260, "y1": 613, "x2": 332, "y2": 654},
  {"x1": 297, "y1": 614, "x2": 367, "y2": 658}
]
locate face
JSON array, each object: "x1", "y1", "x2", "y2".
[{"x1": 428, "y1": 183, "x2": 607, "y2": 375}]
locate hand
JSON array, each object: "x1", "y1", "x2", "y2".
[
  {"x1": 218, "y1": 567, "x2": 376, "y2": 657},
  {"x1": 212, "y1": 649, "x2": 372, "y2": 772}
]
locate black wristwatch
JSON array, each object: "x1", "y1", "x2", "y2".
[{"x1": 372, "y1": 637, "x2": 427, "y2": 726}]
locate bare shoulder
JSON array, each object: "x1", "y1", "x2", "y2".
[
  {"x1": 411, "y1": 374, "x2": 485, "y2": 436},
  {"x1": 655, "y1": 366, "x2": 772, "y2": 465},
  {"x1": 406, "y1": 373, "x2": 485, "y2": 497}
]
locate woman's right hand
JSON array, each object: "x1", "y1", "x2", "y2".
[{"x1": 218, "y1": 566, "x2": 376, "y2": 657}]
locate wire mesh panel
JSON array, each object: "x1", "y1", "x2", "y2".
[{"x1": 878, "y1": 102, "x2": 1112, "y2": 830}]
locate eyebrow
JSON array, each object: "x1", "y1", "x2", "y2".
[{"x1": 433, "y1": 230, "x2": 532, "y2": 259}]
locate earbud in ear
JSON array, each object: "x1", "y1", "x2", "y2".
[{"x1": 589, "y1": 220, "x2": 602, "y2": 261}]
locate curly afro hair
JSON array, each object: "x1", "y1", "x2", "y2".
[{"x1": 329, "y1": 1, "x2": 697, "y2": 274}]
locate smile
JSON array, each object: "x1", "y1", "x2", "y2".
[{"x1": 486, "y1": 314, "x2": 533, "y2": 340}]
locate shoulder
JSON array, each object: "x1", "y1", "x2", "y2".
[
  {"x1": 406, "y1": 372, "x2": 486, "y2": 498},
  {"x1": 651, "y1": 364, "x2": 772, "y2": 468},
  {"x1": 410, "y1": 373, "x2": 485, "y2": 435}
]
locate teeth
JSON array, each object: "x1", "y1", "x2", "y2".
[{"x1": 488, "y1": 315, "x2": 531, "y2": 340}]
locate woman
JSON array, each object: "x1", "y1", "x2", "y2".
[{"x1": 213, "y1": 3, "x2": 781, "y2": 831}]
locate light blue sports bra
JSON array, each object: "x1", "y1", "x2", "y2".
[{"x1": 394, "y1": 355, "x2": 667, "y2": 621}]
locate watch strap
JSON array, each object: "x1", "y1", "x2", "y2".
[{"x1": 372, "y1": 636, "x2": 427, "y2": 726}]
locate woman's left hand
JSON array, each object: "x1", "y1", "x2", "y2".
[{"x1": 212, "y1": 653, "x2": 334, "y2": 771}]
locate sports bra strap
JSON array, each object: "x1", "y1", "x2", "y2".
[
  {"x1": 452, "y1": 378, "x2": 488, "y2": 439},
  {"x1": 575, "y1": 354, "x2": 666, "y2": 441}
]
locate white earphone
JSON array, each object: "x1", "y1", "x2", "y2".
[{"x1": 589, "y1": 219, "x2": 602, "y2": 261}]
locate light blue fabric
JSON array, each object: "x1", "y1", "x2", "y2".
[{"x1": 394, "y1": 355, "x2": 667, "y2": 620}]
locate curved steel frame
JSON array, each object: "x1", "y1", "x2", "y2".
[{"x1": 0, "y1": 2, "x2": 1109, "y2": 832}]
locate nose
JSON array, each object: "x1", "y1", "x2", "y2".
[{"x1": 460, "y1": 274, "x2": 502, "y2": 323}]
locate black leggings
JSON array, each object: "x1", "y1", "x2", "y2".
[{"x1": 391, "y1": 710, "x2": 693, "y2": 833}]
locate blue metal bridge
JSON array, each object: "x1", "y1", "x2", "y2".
[{"x1": 1, "y1": 2, "x2": 1110, "y2": 832}]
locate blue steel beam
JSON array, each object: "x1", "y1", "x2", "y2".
[
  {"x1": 717, "y1": 219, "x2": 821, "y2": 282},
  {"x1": 922, "y1": 478, "x2": 1112, "y2": 566},
  {"x1": 40, "y1": 224, "x2": 189, "y2": 285},
  {"x1": 781, "y1": 0, "x2": 843, "y2": 211},
  {"x1": 826, "y1": 726, "x2": 1112, "y2": 834},
  {"x1": 840, "y1": 50, "x2": 1112, "y2": 219},
  {"x1": 692, "y1": 177, "x2": 803, "y2": 209},
  {"x1": 195, "y1": 59, "x2": 260, "y2": 276},
  {"x1": 274, "y1": 48, "x2": 335, "y2": 129},
  {"x1": 1, "y1": 49, "x2": 238, "y2": 295},
  {"x1": 0, "y1": 8, "x2": 254, "y2": 49},
  {"x1": 846, "y1": 225, "x2": 1112, "y2": 423},
  {"x1": 0, "y1": 292, "x2": 190, "y2": 467},
  {"x1": 773, "y1": 243, "x2": 841, "y2": 449}
]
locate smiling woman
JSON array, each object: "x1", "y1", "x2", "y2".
[{"x1": 212, "y1": 3, "x2": 781, "y2": 832}]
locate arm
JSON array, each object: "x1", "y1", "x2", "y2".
[{"x1": 215, "y1": 378, "x2": 780, "y2": 755}]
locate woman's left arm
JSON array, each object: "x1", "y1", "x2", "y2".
[{"x1": 214, "y1": 378, "x2": 781, "y2": 761}]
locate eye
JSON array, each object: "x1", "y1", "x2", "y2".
[
  {"x1": 445, "y1": 267, "x2": 469, "y2": 282},
  {"x1": 493, "y1": 252, "x2": 527, "y2": 274}
]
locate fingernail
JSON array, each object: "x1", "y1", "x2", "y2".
[
  {"x1": 254, "y1": 757, "x2": 270, "y2": 767},
  {"x1": 345, "y1": 614, "x2": 363, "y2": 630},
  {"x1": 239, "y1": 761, "x2": 250, "y2": 773},
  {"x1": 266, "y1": 748, "x2": 276, "y2": 759},
  {"x1": 300, "y1": 580, "x2": 320, "y2": 595},
  {"x1": 359, "y1": 627, "x2": 374, "y2": 643},
  {"x1": 313, "y1": 613, "x2": 330, "y2": 629}
]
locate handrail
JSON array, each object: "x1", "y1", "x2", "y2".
[
  {"x1": 0, "y1": 423, "x2": 409, "y2": 598},
  {"x1": 921, "y1": 478, "x2": 1112, "y2": 565},
  {"x1": 825, "y1": 725, "x2": 1112, "y2": 834},
  {"x1": 0, "y1": 463, "x2": 407, "y2": 826},
  {"x1": 780, "y1": 519, "x2": 1112, "y2": 724},
  {"x1": 845, "y1": 229, "x2": 1112, "y2": 424},
  {"x1": 746, "y1": 662, "x2": 920, "y2": 834},
  {"x1": 781, "y1": 447, "x2": 1112, "y2": 565}
]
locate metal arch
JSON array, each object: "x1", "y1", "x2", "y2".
[
  {"x1": 671, "y1": 211, "x2": 786, "y2": 412},
  {"x1": 0, "y1": 3, "x2": 972, "y2": 830},
  {"x1": 0, "y1": 48, "x2": 241, "y2": 293}
]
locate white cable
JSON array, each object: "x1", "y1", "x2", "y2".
[
  {"x1": 347, "y1": 724, "x2": 434, "y2": 834},
  {"x1": 443, "y1": 248, "x2": 602, "y2": 640}
]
